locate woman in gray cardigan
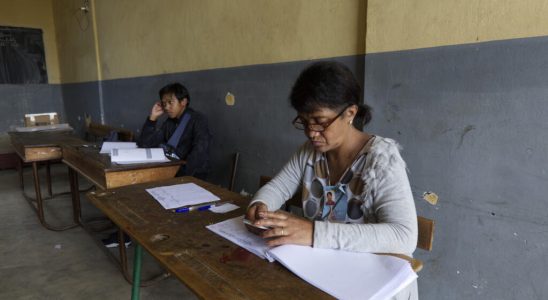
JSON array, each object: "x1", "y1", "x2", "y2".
[{"x1": 246, "y1": 61, "x2": 418, "y2": 299}]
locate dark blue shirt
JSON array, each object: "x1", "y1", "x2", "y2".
[{"x1": 137, "y1": 108, "x2": 211, "y2": 178}]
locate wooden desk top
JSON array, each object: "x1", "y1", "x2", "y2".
[
  {"x1": 9, "y1": 130, "x2": 84, "y2": 162},
  {"x1": 87, "y1": 177, "x2": 333, "y2": 300},
  {"x1": 62, "y1": 144, "x2": 184, "y2": 190}
]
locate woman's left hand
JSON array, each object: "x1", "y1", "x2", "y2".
[{"x1": 254, "y1": 210, "x2": 314, "y2": 247}]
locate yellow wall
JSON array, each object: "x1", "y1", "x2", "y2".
[
  {"x1": 10, "y1": 0, "x2": 548, "y2": 82},
  {"x1": 0, "y1": 0, "x2": 61, "y2": 83},
  {"x1": 52, "y1": 0, "x2": 98, "y2": 83},
  {"x1": 55, "y1": 0, "x2": 366, "y2": 83},
  {"x1": 366, "y1": 0, "x2": 548, "y2": 53}
]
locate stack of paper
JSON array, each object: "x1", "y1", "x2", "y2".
[
  {"x1": 207, "y1": 216, "x2": 417, "y2": 300},
  {"x1": 146, "y1": 183, "x2": 220, "y2": 210},
  {"x1": 14, "y1": 123, "x2": 72, "y2": 132},
  {"x1": 100, "y1": 142, "x2": 138, "y2": 154},
  {"x1": 110, "y1": 148, "x2": 169, "y2": 164},
  {"x1": 207, "y1": 216, "x2": 272, "y2": 260},
  {"x1": 268, "y1": 244, "x2": 417, "y2": 300}
]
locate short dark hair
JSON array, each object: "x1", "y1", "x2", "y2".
[
  {"x1": 290, "y1": 61, "x2": 372, "y2": 129},
  {"x1": 159, "y1": 82, "x2": 190, "y2": 105}
]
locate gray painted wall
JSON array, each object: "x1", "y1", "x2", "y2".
[
  {"x1": 365, "y1": 36, "x2": 548, "y2": 299},
  {"x1": 62, "y1": 56, "x2": 365, "y2": 192},
  {"x1": 0, "y1": 84, "x2": 65, "y2": 132},
  {"x1": 60, "y1": 81, "x2": 101, "y2": 134},
  {"x1": 59, "y1": 35, "x2": 548, "y2": 299}
]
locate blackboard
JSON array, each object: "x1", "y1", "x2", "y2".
[{"x1": 0, "y1": 26, "x2": 48, "y2": 84}]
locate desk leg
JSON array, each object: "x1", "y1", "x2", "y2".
[
  {"x1": 119, "y1": 229, "x2": 130, "y2": 275},
  {"x1": 68, "y1": 167, "x2": 82, "y2": 225},
  {"x1": 32, "y1": 162, "x2": 45, "y2": 223},
  {"x1": 118, "y1": 229, "x2": 170, "y2": 287},
  {"x1": 131, "y1": 243, "x2": 143, "y2": 300},
  {"x1": 17, "y1": 157, "x2": 24, "y2": 189},
  {"x1": 46, "y1": 161, "x2": 53, "y2": 198},
  {"x1": 25, "y1": 162, "x2": 78, "y2": 231}
]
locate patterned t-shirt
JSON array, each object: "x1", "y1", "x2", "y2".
[
  {"x1": 251, "y1": 135, "x2": 417, "y2": 257},
  {"x1": 301, "y1": 136, "x2": 376, "y2": 224}
]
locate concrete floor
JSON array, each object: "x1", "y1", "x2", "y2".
[{"x1": 0, "y1": 165, "x2": 198, "y2": 299}]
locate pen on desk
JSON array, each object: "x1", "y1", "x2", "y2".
[{"x1": 174, "y1": 204, "x2": 212, "y2": 213}]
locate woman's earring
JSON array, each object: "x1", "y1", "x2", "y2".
[{"x1": 349, "y1": 119, "x2": 354, "y2": 125}]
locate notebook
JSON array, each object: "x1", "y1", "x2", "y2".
[
  {"x1": 99, "y1": 141, "x2": 137, "y2": 154},
  {"x1": 207, "y1": 216, "x2": 417, "y2": 300},
  {"x1": 110, "y1": 148, "x2": 169, "y2": 164}
]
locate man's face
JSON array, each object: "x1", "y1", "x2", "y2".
[{"x1": 161, "y1": 93, "x2": 187, "y2": 119}]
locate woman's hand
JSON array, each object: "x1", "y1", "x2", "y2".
[
  {"x1": 245, "y1": 202, "x2": 268, "y2": 222},
  {"x1": 245, "y1": 202, "x2": 268, "y2": 235},
  {"x1": 254, "y1": 210, "x2": 314, "y2": 247}
]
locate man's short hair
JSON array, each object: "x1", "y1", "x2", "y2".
[{"x1": 159, "y1": 83, "x2": 190, "y2": 104}]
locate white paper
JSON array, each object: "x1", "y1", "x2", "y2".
[
  {"x1": 147, "y1": 183, "x2": 220, "y2": 210},
  {"x1": 268, "y1": 245, "x2": 417, "y2": 300},
  {"x1": 206, "y1": 215, "x2": 274, "y2": 261},
  {"x1": 111, "y1": 148, "x2": 169, "y2": 164},
  {"x1": 14, "y1": 123, "x2": 72, "y2": 132},
  {"x1": 209, "y1": 203, "x2": 239, "y2": 213},
  {"x1": 100, "y1": 141, "x2": 137, "y2": 154},
  {"x1": 207, "y1": 216, "x2": 417, "y2": 300}
]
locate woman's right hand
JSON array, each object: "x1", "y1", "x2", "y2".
[
  {"x1": 245, "y1": 202, "x2": 268, "y2": 235},
  {"x1": 149, "y1": 102, "x2": 164, "y2": 121},
  {"x1": 245, "y1": 202, "x2": 268, "y2": 221}
]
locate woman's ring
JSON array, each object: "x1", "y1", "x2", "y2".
[{"x1": 281, "y1": 228, "x2": 285, "y2": 236}]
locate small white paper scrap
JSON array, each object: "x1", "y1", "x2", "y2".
[{"x1": 209, "y1": 203, "x2": 239, "y2": 213}]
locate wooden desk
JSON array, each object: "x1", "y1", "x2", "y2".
[
  {"x1": 86, "y1": 177, "x2": 332, "y2": 299},
  {"x1": 88, "y1": 177, "x2": 422, "y2": 299},
  {"x1": 9, "y1": 130, "x2": 85, "y2": 231},
  {"x1": 62, "y1": 143, "x2": 185, "y2": 282},
  {"x1": 62, "y1": 144, "x2": 183, "y2": 191}
]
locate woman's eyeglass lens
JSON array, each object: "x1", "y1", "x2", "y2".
[{"x1": 292, "y1": 105, "x2": 350, "y2": 132}]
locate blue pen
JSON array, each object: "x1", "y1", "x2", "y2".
[{"x1": 174, "y1": 204, "x2": 213, "y2": 213}]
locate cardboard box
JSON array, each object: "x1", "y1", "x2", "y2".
[{"x1": 24, "y1": 112, "x2": 59, "y2": 127}]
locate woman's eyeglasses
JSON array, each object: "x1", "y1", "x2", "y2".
[{"x1": 292, "y1": 105, "x2": 351, "y2": 132}]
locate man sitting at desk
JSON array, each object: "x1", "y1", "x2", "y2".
[
  {"x1": 138, "y1": 82, "x2": 211, "y2": 180},
  {"x1": 102, "y1": 82, "x2": 211, "y2": 248}
]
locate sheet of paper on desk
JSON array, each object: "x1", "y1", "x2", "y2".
[
  {"x1": 206, "y1": 215, "x2": 273, "y2": 261},
  {"x1": 146, "y1": 183, "x2": 220, "y2": 210},
  {"x1": 14, "y1": 123, "x2": 72, "y2": 132},
  {"x1": 99, "y1": 142, "x2": 137, "y2": 154},
  {"x1": 207, "y1": 215, "x2": 417, "y2": 300},
  {"x1": 111, "y1": 148, "x2": 169, "y2": 164}
]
